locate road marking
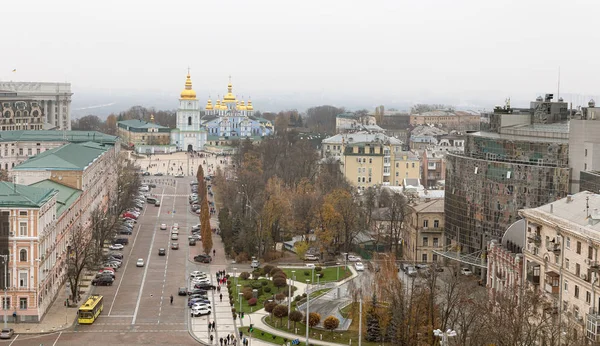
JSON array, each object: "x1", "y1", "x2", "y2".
[
  {"x1": 98, "y1": 315, "x2": 134, "y2": 318},
  {"x1": 171, "y1": 182, "x2": 177, "y2": 218},
  {"x1": 108, "y1": 221, "x2": 143, "y2": 316},
  {"x1": 131, "y1": 222, "x2": 158, "y2": 325},
  {"x1": 156, "y1": 187, "x2": 165, "y2": 217},
  {"x1": 8, "y1": 334, "x2": 19, "y2": 346},
  {"x1": 158, "y1": 233, "x2": 172, "y2": 324},
  {"x1": 52, "y1": 331, "x2": 62, "y2": 346}
]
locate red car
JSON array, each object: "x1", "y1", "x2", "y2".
[{"x1": 122, "y1": 212, "x2": 138, "y2": 219}]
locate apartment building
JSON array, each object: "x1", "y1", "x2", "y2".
[
  {"x1": 0, "y1": 182, "x2": 58, "y2": 322},
  {"x1": 403, "y1": 198, "x2": 445, "y2": 263},
  {"x1": 0, "y1": 130, "x2": 118, "y2": 171},
  {"x1": 521, "y1": 191, "x2": 600, "y2": 343}
]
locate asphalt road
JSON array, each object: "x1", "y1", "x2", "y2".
[{"x1": 5, "y1": 177, "x2": 200, "y2": 345}]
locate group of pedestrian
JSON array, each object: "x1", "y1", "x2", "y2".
[
  {"x1": 208, "y1": 320, "x2": 216, "y2": 332},
  {"x1": 219, "y1": 333, "x2": 237, "y2": 346}
]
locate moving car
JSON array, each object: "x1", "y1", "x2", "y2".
[
  {"x1": 189, "y1": 239, "x2": 197, "y2": 246},
  {"x1": 155, "y1": 200, "x2": 161, "y2": 207},
  {"x1": 92, "y1": 276, "x2": 114, "y2": 286},
  {"x1": 136, "y1": 258, "x2": 145, "y2": 267},
  {"x1": 194, "y1": 255, "x2": 211, "y2": 263},
  {"x1": 0, "y1": 328, "x2": 14, "y2": 339},
  {"x1": 304, "y1": 254, "x2": 318, "y2": 261},
  {"x1": 160, "y1": 223, "x2": 167, "y2": 230},
  {"x1": 158, "y1": 248, "x2": 166, "y2": 256},
  {"x1": 142, "y1": 172, "x2": 151, "y2": 176},
  {"x1": 175, "y1": 173, "x2": 184, "y2": 178},
  {"x1": 109, "y1": 244, "x2": 124, "y2": 250},
  {"x1": 461, "y1": 268, "x2": 473, "y2": 276},
  {"x1": 347, "y1": 255, "x2": 361, "y2": 262},
  {"x1": 147, "y1": 197, "x2": 158, "y2": 204},
  {"x1": 250, "y1": 260, "x2": 260, "y2": 268},
  {"x1": 171, "y1": 243, "x2": 179, "y2": 250},
  {"x1": 178, "y1": 287, "x2": 188, "y2": 296},
  {"x1": 155, "y1": 172, "x2": 164, "y2": 176},
  {"x1": 354, "y1": 262, "x2": 365, "y2": 271}
]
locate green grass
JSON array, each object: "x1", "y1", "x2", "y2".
[
  {"x1": 229, "y1": 278, "x2": 296, "y2": 314},
  {"x1": 241, "y1": 328, "x2": 307, "y2": 346},
  {"x1": 281, "y1": 266, "x2": 352, "y2": 284},
  {"x1": 339, "y1": 302, "x2": 354, "y2": 319},
  {"x1": 263, "y1": 314, "x2": 379, "y2": 346}
]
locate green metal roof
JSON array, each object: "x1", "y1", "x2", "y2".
[
  {"x1": 0, "y1": 130, "x2": 118, "y2": 144},
  {"x1": 30, "y1": 180, "x2": 81, "y2": 216},
  {"x1": 118, "y1": 119, "x2": 169, "y2": 129},
  {"x1": 0, "y1": 182, "x2": 56, "y2": 208},
  {"x1": 13, "y1": 142, "x2": 110, "y2": 171}
]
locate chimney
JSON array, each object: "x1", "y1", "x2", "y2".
[{"x1": 566, "y1": 195, "x2": 573, "y2": 203}]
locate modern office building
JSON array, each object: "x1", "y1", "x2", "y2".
[
  {"x1": 0, "y1": 82, "x2": 72, "y2": 131},
  {"x1": 444, "y1": 94, "x2": 571, "y2": 254}
]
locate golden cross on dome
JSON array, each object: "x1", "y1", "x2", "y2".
[{"x1": 187, "y1": 66, "x2": 191, "y2": 75}]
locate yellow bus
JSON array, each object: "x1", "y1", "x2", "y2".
[{"x1": 77, "y1": 295, "x2": 104, "y2": 324}]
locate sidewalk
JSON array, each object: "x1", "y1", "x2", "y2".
[{"x1": 7, "y1": 271, "x2": 95, "y2": 334}]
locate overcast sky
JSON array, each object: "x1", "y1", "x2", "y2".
[{"x1": 3, "y1": 0, "x2": 600, "y2": 111}]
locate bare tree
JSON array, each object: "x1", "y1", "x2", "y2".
[
  {"x1": 66, "y1": 223, "x2": 95, "y2": 303},
  {"x1": 380, "y1": 189, "x2": 408, "y2": 256}
]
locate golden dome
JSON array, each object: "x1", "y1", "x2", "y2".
[
  {"x1": 223, "y1": 79, "x2": 236, "y2": 103},
  {"x1": 239, "y1": 100, "x2": 247, "y2": 111},
  {"x1": 180, "y1": 73, "x2": 197, "y2": 99},
  {"x1": 246, "y1": 98, "x2": 254, "y2": 111},
  {"x1": 205, "y1": 97, "x2": 213, "y2": 110}
]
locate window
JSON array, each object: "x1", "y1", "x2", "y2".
[
  {"x1": 423, "y1": 237, "x2": 428, "y2": 246},
  {"x1": 19, "y1": 249, "x2": 26, "y2": 262},
  {"x1": 422, "y1": 254, "x2": 427, "y2": 262},
  {"x1": 433, "y1": 238, "x2": 439, "y2": 247},
  {"x1": 406, "y1": 163, "x2": 408, "y2": 168},
  {"x1": 587, "y1": 291, "x2": 592, "y2": 304},
  {"x1": 565, "y1": 259, "x2": 570, "y2": 270},
  {"x1": 18, "y1": 148, "x2": 22, "y2": 156},
  {"x1": 357, "y1": 177, "x2": 361, "y2": 183},
  {"x1": 19, "y1": 298, "x2": 27, "y2": 310},
  {"x1": 27, "y1": 148, "x2": 31, "y2": 156},
  {"x1": 423, "y1": 220, "x2": 429, "y2": 228},
  {"x1": 434, "y1": 220, "x2": 439, "y2": 228},
  {"x1": 188, "y1": 117, "x2": 192, "y2": 126},
  {"x1": 564, "y1": 280, "x2": 568, "y2": 293},
  {"x1": 19, "y1": 222, "x2": 27, "y2": 237},
  {"x1": 412, "y1": 163, "x2": 415, "y2": 168},
  {"x1": 566, "y1": 237, "x2": 570, "y2": 249},
  {"x1": 357, "y1": 168, "x2": 361, "y2": 174},
  {"x1": 576, "y1": 263, "x2": 580, "y2": 276},
  {"x1": 369, "y1": 158, "x2": 372, "y2": 164},
  {"x1": 396, "y1": 163, "x2": 399, "y2": 168},
  {"x1": 432, "y1": 254, "x2": 438, "y2": 262},
  {"x1": 2, "y1": 297, "x2": 10, "y2": 310},
  {"x1": 368, "y1": 177, "x2": 371, "y2": 183},
  {"x1": 19, "y1": 211, "x2": 26, "y2": 216},
  {"x1": 577, "y1": 241, "x2": 582, "y2": 254},
  {"x1": 362, "y1": 177, "x2": 365, "y2": 183},
  {"x1": 18, "y1": 272, "x2": 27, "y2": 288},
  {"x1": 555, "y1": 255, "x2": 559, "y2": 264},
  {"x1": 589, "y1": 246, "x2": 594, "y2": 260},
  {"x1": 585, "y1": 149, "x2": 588, "y2": 157},
  {"x1": 575, "y1": 285, "x2": 580, "y2": 299}
]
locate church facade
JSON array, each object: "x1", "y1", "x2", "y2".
[{"x1": 170, "y1": 73, "x2": 273, "y2": 151}]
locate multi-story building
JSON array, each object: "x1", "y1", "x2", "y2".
[
  {"x1": 568, "y1": 99, "x2": 600, "y2": 193},
  {"x1": 444, "y1": 95, "x2": 571, "y2": 254},
  {"x1": 335, "y1": 113, "x2": 380, "y2": 134},
  {"x1": 0, "y1": 182, "x2": 58, "y2": 322},
  {"x1": 421, "y1": 150, "x2": 446, "y2": 189},
  {"x1": 0, "y1": 82, "x2": 72, "y2": 131},
  {"x1": 410, "y1": 110, "x2": 480, "y2": 132},
  {"x1": 391, "y1": 151, "x2": 420, "y2": 187},
  {"x1": 521, "y1": 191, "x2": 600, "y2": 343},
  {"x1": 0, "y1": 130, "x2": 117, "y2": 171},
  {"x1": 403, "y1": 198, "x2": 445, "y2": 263},
  {"x1": 117, "y1": 117, "x2": 174, "y2": 153}
]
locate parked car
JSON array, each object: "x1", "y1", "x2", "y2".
[
  {"x1": 155, "y1": 200, "x2": 161, "y2": 207},
  {"x1": 461, "y1": 268, "x2": 473, "y2": 276},
  {"x1": 108, "y1": 252, "x2": 123, "y2": 259},
  {"x1": 251, "y1": 260, "x2": 260, "y2": 268},
  {"x1": 155, "y1": 172, "x2": 164, "y2": 176},
  {"x1": 178, "y1": 287, "x2": 188, "y2": 296},
  {"x1": 109, "y1": 244, "x2": 124, "y2": 250},
  {"x1": 304, "y1": 254, "x2": 318, "y2": 261},
  {"x1": 136, "y1": 258, "x2": 145, "y2": 267},
  {"x1": 189, "y1": 239, "x2": 197, "y2": 246},
  {"x1": 188, "y1": 289, "x2": 208, "y2": 296},
  {"x1": 141, "y1": 172, "x2": 151, "y2": 176},
  {"x1": 139, "y1": 186, "x2": 149, "y2": 192},
  {"x1": 92, "y1": 276, "x2": 114, "y2": 286},
  {"x1": 190, "y1": 271, "x2": 206, "y2": 278},
  {"x1": 347, "y1": 255, "x2": 361, "y2": 262},
  {"x1": 0, "y1": 328, "x2": 14, "y2": 339},
  {"x1": 415, "y1": 263, "x2": 429, "y2": 270},
  {"x1": 405, "y1": 266, "x2": 417, "y2": 277},
  {"x1": 119, "y1": 229, "x2": 132, "y2": 235},
  {"x1": 171, "y1": 243, "x2": 179, "y2": 250},
  {"x1": 191, "y1": 224, "x2": 201, "y2": 232},
  {"x1": 171, "y1": 234, "x2": 178, "y2": 240},
  {"x1": 112, "y1": 238, "x2": 129, "y2": 245},
  {"x1": 158, "y1": 248, "x2": 166, "y2": 256},
  {"x1": 147, "y1": 197, "x2": 158, "y2": 204},
  {"x1": 194, "y1": 255, "x2": 211, "y2": 263},
  {"x1": 354, "y1": 262, "x2": 365, "y2": 271},
  {"x1": 97, "y1": 270, "x2": 115, "y2": 278},
  {"x1": 194, "y1": 283, "x2": 216, "y2": 290},
  {"x1": 175, "y1": 173, "x2": 184, "y2": 178},
  {"x1": 148, "y1": 184, "x2": 157, "y2": 188},
  {"x1": 190, "y1": 306, "x2": 211, "y2": 317}
]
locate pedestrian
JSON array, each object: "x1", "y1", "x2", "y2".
[
  {"x1": 227, "y1": 334, "x2": 231, "y2": 343},
  {"x1": 220, "y1": 293, "x2": 223, "y2": 302},
  {"x1": 212, "y1": 321, "x2": 216, "y2": 331},
  {"x1": 220, "y1": 337, "x2": 224, "y2": 346},
  {"x1": 213, "y1": 249, "x2": 216, "y2": 257},
  {"x1": 239, "y1": 331, "x2": 243, "y2": 339},
  {"x1": 217, "y1": 286, "x2": 221, "y2": 293},
  {"x1": 210, "y1": 334, "x2": 214, "y2": 344},
  {"x1": 170, "y1": 294, "x2": 173, "y2": 304},
  {"x1": 208, "y1": 320, "x2": 211, "y2": 333}
]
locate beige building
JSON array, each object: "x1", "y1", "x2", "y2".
[
  {"x1": 322, "y1": 132, "x2": 420, "y2": 190},
  {"x1": 117, "y1": 117, "x2": 172, "y2": 150},
  {"x1": 403, "y1": 198, "x2": 445, "y2": 263},
  {"x1": 521, "y1": 191, "x2": 600, "y2": 343},
  {"x1": 410, "y1": 110, "x2": 481, "y2": 131}
]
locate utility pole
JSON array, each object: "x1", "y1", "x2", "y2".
[
  {"x1": 305, "y1": 280, "x2": 310, "y2": 346},
  {"x1": 358, "y1": 296, "x2": 362, "y2": 346},
  {"x1": 1, "y1": 255, "x2": 7, "y2": 329}
]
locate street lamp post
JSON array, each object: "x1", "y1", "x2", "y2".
[
  {"x1": 358, "y1": 296, "x2": 362, "y2": 346},
  {"x1": 237, "y1": 284, "x2": 241, "y2": 298},
  {"x1": 433, "y1": 329, "x2": 457, "y2": 346},
  {"x1": 312, "y1": 267, "x2": 315, "y2": 284},
  {"x1": 287, "y1": 275, "x2": 292, "y2": 329},
  {"x1": 0, "y1": 255, "x2": 7, "y2": 329},
  {"x1": 234, "y1": 268, "x2": 238, "y2": 288},
  {"x1": 336, "y1": 263, "x2": 340, "y2": 281},
  {"x1": 239, "y1": 292, "x2": 243, "y2": 316},
  {"x1": 305, "y1": 279, "x2": 310, "y2": 346}
]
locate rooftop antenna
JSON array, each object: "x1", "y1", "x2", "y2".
[{"x1": 557, "y1": 67, "x2": 561, "y2": 102}]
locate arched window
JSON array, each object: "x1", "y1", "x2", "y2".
[
  {"x1": 19, "y1": 249, "x2": 27, "y2": 262},
  {"x1": 188, "y1": 117, "x2": 192, "y2": 126}
]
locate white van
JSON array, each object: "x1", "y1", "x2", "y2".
[{"x1": 305, "y1": 263, "x2": 316, "y2": 268}]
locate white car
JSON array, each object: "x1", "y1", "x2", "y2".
[
  {"x1": 190, "y1": 302, "x2": 210, "y2": 309},
  {"x1": 109, "y1": 244, "x2": 124, "y2": 250},
  {"x1": 190, "y1": 271, "x2": 207, "y2": 278},
  {"x1": 461, "y1": 268, "x2": 473, "y2": 276},
  {"x1": 171, "y1": 234, "x2": 178, "y2": 240},
  {"x1": 348, "y1": 255, "x2": 361, "y2": 262},
  {"x1": 173, "y1": 223, "x2": 179, "y2": 229},
  {"x1": 354, "y1": 262, "x2": 365, "y2": 271},
  {"x1": 139, "y1": 186, "x2": 149, "y2": 192},
  {"x1": 160, "y1": 224, "x2": 167, "y2": 230},
  {"x1": 305, "y1": 263, "x2": 315, "y2": 268},
  {"x1": 171, "y1": 229, "x2": 179, "y2": 235},
  {"x1": 136, "y1": 258, "x2": 145, "y2": 267},
  {"x1": 191, "y1": 306, "x2": 211, "y2": 317}
]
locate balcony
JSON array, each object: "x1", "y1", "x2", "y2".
[
  {"x1": 546, "y1": 242, "x2": 561, "y2": 254},
  {"x1": 420, "y1": 227, "x2": 443, "y2": 233},
  {"x1": 545, "y1": 271, "x2": 560, "y2": 295},
  {"x1": 526, "y1": 273, "x2": 540, "y2": 285},
  {"x1": 527, "y1": 234, "x2": 541, "y2": 245}
]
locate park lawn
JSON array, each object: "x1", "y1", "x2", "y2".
[
  {"x1": 230, "y1": 278, "x2": 295, "y2": 314},
  {"x1": 339, "y1": 302, "x2": 355, "y2": 319},
  {"x1": 263, "y1": 314, "x2": 379, "y2": 346},
  {"x1": 282, "y1": 266, "x2": 352, "y2": 284},
  {"x1": 242, "y1": 328, "x2": 307, "y2": 346}
]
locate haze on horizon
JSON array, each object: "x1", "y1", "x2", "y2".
[{"x1": 3, "y1": 0, "x2": 600, "y2": 115}]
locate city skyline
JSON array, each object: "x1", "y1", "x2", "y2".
[{"x1": 4, "y1": 0, "x2": 600, "y2": 114}]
